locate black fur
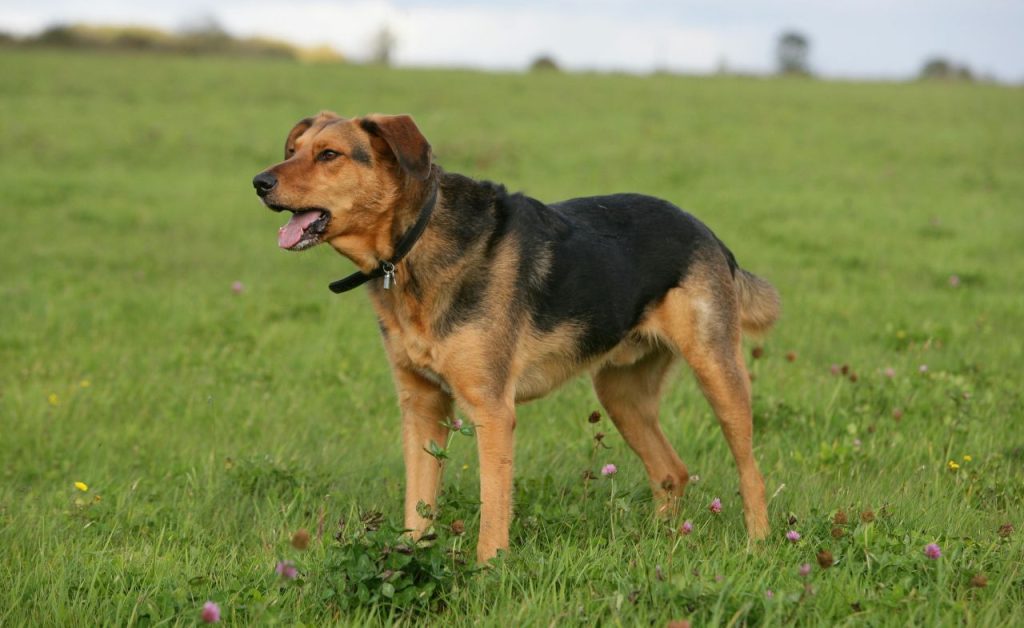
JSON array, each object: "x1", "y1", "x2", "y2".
[
  {"x1": 427, "y1": 171, "x2": 737, "y2": 361},
  {"x1": 351, "y1": 144, "x2": 371, "y2": 165}
]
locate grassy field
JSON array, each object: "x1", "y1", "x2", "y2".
[{"x1": 1, "y1": 48, "x2": 1023, "y2": 625}]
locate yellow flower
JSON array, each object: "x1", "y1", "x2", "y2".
[
  {"x1": 48, "y1": 393, "x2": 60, "y2": 406},
  {"x1": 74, "y1": 481, "x2": 89, "y2": 492},
  {"x1": 963, "y1": 455, "x2": 972, "y2": 462},
  {"x1": 79, "y1": 379, "x2": 91, "y2": 388},
  {"x1": 947, "y1": 460, "x2": 960, "y2": 471},
  {"x1": 462, "y1": 464, "x2": 470, "y2": 471}
]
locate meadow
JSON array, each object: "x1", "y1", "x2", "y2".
[{"x1": 1, "y1": 48, "x2": 1022, "y2": 625}]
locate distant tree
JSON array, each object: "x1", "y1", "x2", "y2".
[
  {"x1": 178, "y1": 14, "x2": 228, "y2": 39},
  {"x1": 371, "y1": 25, "x2": 396, "y2": 66},
  {"x1": 715, "y1": 55, "x2": 730, "y2": 76},
  {"x1": 776, "y1": 31, "x2": 810, "y2": 75},
  {"x1": 177, "y1": 14, "x2": 230, "y2": 54},
  {"x1": 35, "y1": 25, "x2": 80, "y2": 47},
  {"x1": 919, "y1": 56, "x2": 974, "y2": 81},
  {"x1": 529, "y1": 54, "x2": 560, "y2": 72},
  {"x1": 0, "y1": 31, "x2": 16, "y2": 45}
]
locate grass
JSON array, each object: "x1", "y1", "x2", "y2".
[{"x1": 1, "y1": 48, "x2": 1023, "y2": 625}]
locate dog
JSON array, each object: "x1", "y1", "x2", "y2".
[{"x1": 253, "y1": 112, "x2": 780, "y2": 562}]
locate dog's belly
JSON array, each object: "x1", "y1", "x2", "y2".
[{"x1": 513, "y1": 333, "x2": 656, "y2": 403}]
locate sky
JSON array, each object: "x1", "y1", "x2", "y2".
[{"x1": 2, "y1": 0, "x2": 1022, "y2": 81}]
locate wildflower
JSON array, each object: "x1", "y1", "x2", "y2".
[
  {"x1": 667, "y1": 621, "x2": 692, "y2": 628},
  {"x1": 785, "y1": 351, "x2": 797, "y2": 362},
  {"x1": 786, "y1": 530, "x2": 801, "y2": 543},
  {"x1": 892, "y1": 408, "x2": 904, "y2": 421},
  {"x1": 799, "y1": 563, "x2": 812, "y2": 577},
  {"x1": 462, "y1": 463, "x2": 469, "y2": 471},
  {"x1": 830, "y1": 364, "x2": 841, "y2": 375},
  {"x1": 919, "y1": 364, "x2": 928, "y2": 373},
  {"x1": 451, "y1": 417, "x2": 464, "y2": 431},
  {"x1": 709, "y1": 497, "x2": 722, "y2": 514},
  {"x1": 231, "y1": 281, "x2": 244, "y2": 294},
  {"x1": 291, "y1": 529, "x2": 310, "y2": 550},
  {"x1": 860, "y1": 510, "x2": 875, "y2": 523},
  {"x1": 853, "y1": 438, "x2": 862, "y2": 448},
  {"x1": 883, "y1": 367, "x2": 895, "y2": 378},
  {"x1": 200, "y1": 601, "x2": 221, "y2": 623},
  {"x1": 840, "y1": 364, "x2": 850, "y2": 375},
  {"x1": 816, "y1": 550, "x2": 834, "y2": 568},
  {"x1": 79, "y1": 379, "x2": 91, "y2": 388},
  {"x1": 949, "y1": 274, "x2": 960, "y2": 287},
  {"x1": 690, "y1": 474, "x2": 700, "y2": 483},
  {"x1": 601, "y1": 463, "x2": 617, "y2": 476},
  {"x1": 970, "y1": 573, "x2": 988, "y2": 588},
  {"x1": 924, "y1": 543, "x2": 941, "y2": 559},
  {"x1": 587, "y1": 410, "x2": 601, "y2": 423},
  {"x1": 48, "y1": 393, "x2": 60, "y2": 406},
  {"x1": 765, "y1": 589, "x2": 774, "y2": 599},
  {"x1": 831, "y1": 527, "x2": 845, "y2": 538},
  {"x1": 848, "y1": 372, "x2": 859, "y2": 383},
  {"x1": 450, "y1": 520, "x2": 466, "y2": 535},
  {"x1": 997, "y1": 523, "x2": 1014, "y2": 538},
  {"x1": 751, "y1": 346, "x2": 764, "y2": 359},
  {"x1": 74, "y1": 481, "x2": 88, "y2": 492},
  {"x1": 947, "y1": 460, "x2": 960, "y2": 472},
  {"x1": 833, "y1": 510, "x2": 848, "y2": 525},
  {"x1": 788, "y1": 514, "x2": 798, "y2": 525},
  {"x1": 962, "y1": 455, "x2": 972, "y2": 462},
  {"x1": 275, "y1": 560, "x2": 298, "y2": 580},
  {"x1": 679, "y1": 520, "x2": 693, "y2": 535}
]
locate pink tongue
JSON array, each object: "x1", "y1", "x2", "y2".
[{"x1": 277, "y1": 210, "x2": 322, "y2": 249}]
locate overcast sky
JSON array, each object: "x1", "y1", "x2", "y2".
[{"x1": 2, "y1": 0, "x2": 1022, "y2": 81}]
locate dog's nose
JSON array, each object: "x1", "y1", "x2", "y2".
[{"x1": 252, "y1": 172, "x2": 278, "y2": 197}]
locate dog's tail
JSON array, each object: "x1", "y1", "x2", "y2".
[{"x1": 735, "y1": 268, "x2": 780, "y2": 336}]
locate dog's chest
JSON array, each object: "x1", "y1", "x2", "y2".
[{"x1": 379, "y1": 299, "x2": 442, "y2": 371}]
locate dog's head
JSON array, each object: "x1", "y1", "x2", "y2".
[{"x1": 252, "y1": 112, "x2": 432, "y2": 265}]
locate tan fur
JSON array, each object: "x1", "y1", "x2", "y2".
[
  {"x1": 258, "y1": 114, "x2": 773, "y2": 562},
  {"x1": 735, "y1": 268, "x2": 781, "y2": 335}
]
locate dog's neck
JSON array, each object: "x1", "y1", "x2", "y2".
[{"x1": 327, "y1": 175, "x2": 438, "y2": 295}]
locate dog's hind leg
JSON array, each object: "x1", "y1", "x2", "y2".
[
  {"x1": 649, "y1": 271, "x2": 770, "y2": 541},
  {"x1": 592, "y1": 348, "x2": 689, "y2": 515}
]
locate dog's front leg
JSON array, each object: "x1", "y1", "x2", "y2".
[
  {"x1": 461, "y1": 395, "x2": 516, "y2": 564},
  {"x1": 394, "y1": 368, "x2": 454, "y2": 538}
]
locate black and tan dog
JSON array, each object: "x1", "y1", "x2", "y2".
[{"x1": 252, "y1": 112, "x2": 780, "y2": 562}]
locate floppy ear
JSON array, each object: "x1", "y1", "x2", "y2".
[
  {"x1": 359, "y1": 114, "x2": 433, "y2": 181},
  {"x1": 283, "y1": 117, "x2": 314, "y2": 159}
]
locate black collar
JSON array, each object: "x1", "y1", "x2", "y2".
[{"x1": 328, "y1": 182, "x2": 438, "y2": 294}]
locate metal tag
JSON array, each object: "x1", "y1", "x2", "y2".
[{"x1": 382, "y1": 261, "x2": 396, "y2": 290}]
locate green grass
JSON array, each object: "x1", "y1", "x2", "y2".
[{"x1": 1, "y1": 48, "x2": 1023, "y2": 625}]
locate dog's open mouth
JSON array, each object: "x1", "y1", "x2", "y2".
[{"x1": 272, "y1": 207, "x2": 330, "y2": 251}]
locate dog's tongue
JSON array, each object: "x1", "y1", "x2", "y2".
[{"x1": 278, "y1": 210, "x2": 322, "y2": 249}]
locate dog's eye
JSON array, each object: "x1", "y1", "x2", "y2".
[{"x1": 317, "y1": 149, "x2": 342, "y2": 162}]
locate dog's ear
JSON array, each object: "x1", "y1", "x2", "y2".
[
  {"x1": 359, "y1": 114, "x2": 433, "y2": 181},
  {"x1": 284, "y1": 117, "x2": 314, "y2": 159}
]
